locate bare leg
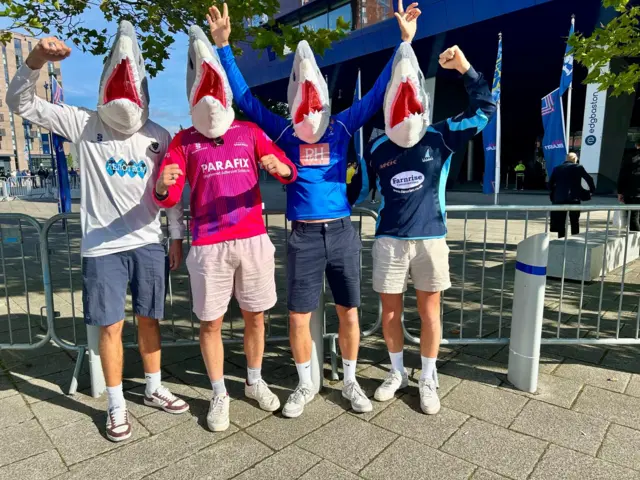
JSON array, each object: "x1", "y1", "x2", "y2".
[
  {"x1": 336, "y1": 305, "x2": 359, "y2": 361},
  {"x1": 416, "y1": 290, "x2": 441, "y2": 358},
  {"x1": 100, "y1": 320, "x2": 124, "y2": 387},
  {"x1": 137, "y1": 316, "x2": 161, "y2": 374},
  {"x1": 289, "y1": 311, "x2": 312, "y2": 364},
  {"x1": 242, "y1": 310, "x2": 264, "y2": 369},
  {"x1": 380, "y1": 293, "x2": 404, "y2": 354},
  {"x1": 200, "y1": 317, "x2": 224, "y2": 381}
]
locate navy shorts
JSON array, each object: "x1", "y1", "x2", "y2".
[
  {"x1": 287, "y1": 218, "x2": 361, "y2": 312},
  {"x1": 82, "y1": 243, "x2": 167, "y2": 327}
]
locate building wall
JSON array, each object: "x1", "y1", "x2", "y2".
[{"x1": 0, "y1": 32, "x2": 64, "y2": 174}]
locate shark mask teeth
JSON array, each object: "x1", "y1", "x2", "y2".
[
  {"x1": 288, "y1": 41, "x2": 330, "y2": 144},
  {"x1": 97, "y1": 20, "x2": 149, "y2": 135},
  {"x1": 187, "y1": 25, "x2": 234, "y2": 139},
  {"x1": 384, "y1": 43, "x2": 430, "y2": 148}
]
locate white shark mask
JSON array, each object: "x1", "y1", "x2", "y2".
[
  {"x1": 287, "y1": 41, "x2": 330, "y2": 144},
  {"x1": 97, "y1": 20, "x2": 149, "y2": 135},
  {"x1": 384, "y1": 43, "x2": 430, "y2": 148},
  {"x1": 187, "y1": 26, "x2": 234, "y2": 139}
]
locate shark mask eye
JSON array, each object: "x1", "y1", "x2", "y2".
[
  {"x1": 189, "y1": 56, "x2": 194, "y2": 70},
  {"x1": 292, "y1": 71, "x2": 296, "y2": 82}
]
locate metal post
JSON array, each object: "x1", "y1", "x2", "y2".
[
  {"x1": 87, "y1": 324, "x2": 106, "y2": 398},
  {"x1": 309, "y1": 279, "x2": 325, "y2": 394},
  {"x1": 508, "y1": 233, "x2": 549, "y2": 393},
  {"x1": 466, "y1": 139, "x2": 473, "y2": 182}
]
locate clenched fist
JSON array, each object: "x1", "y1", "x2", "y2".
[
  {"x1": 156, "y1": 164, "x2": 184, "y2": 196},
  {"x1": 26, "y1": 37, "x2": 71, "y2": 70},
  {"x1": 260, "y1": 154, "x2": 291, "y2": 178},
  {"x1": 438, "y1": 46, "x2": 471, "y2": 75}
]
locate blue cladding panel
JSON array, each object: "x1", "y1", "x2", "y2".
[{"x1": 446, "y1": 0, "x2": 475, "y2": 29}]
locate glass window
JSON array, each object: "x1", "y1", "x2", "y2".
[
  {"x1": 329, "y1": 3, "x2": 352, "y2": 29},
  {"x1": 14, "y1": 38, "x2": 23, "y2": 67},
  {"x1": 27, "y1": 41, "x2": 32, "y2": 52},
  {"x1": 300, "y1": 13, "x2": 328, "y2": 31}
]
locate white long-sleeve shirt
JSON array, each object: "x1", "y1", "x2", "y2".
[{"x1": 7, "y1": 64, "x2": 184, "y2": 257}]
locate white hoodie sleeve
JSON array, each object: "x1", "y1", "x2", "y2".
[{"x1": 6, "y1": 64, "x2": 90, "y2": 144}]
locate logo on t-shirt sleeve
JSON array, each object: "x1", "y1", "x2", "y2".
[{"x1": 300, "y1": 143, "x2": 330, "y2": 166}]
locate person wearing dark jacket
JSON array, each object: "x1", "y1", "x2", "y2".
[
  {"x1": 549, "y1": 153, "x2": 596, "y2": 238},
  {"x1": 617, "y1": 142, "x2": 640, "y2": 231}
]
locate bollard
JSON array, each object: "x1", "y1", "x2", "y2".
[
  {"x1": 87, "y1": 324, "x2": 106, "y2": 398},
  {"x1": 508, "y1": 233, "x2": 549, "y2": 393},
  {"x1": 309, "y1": 279, "x2": 325, "y2": 394}
]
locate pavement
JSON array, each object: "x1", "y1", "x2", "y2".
[{"x1": 2, "y1": 184, "x2": 640, "y2": 479}]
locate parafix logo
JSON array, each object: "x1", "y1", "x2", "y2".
[{"x1": 544, "y1": 140, "x2": 565, "y2": 151}]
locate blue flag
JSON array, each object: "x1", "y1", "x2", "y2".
[
  {"x1": 542, "y1": 88, "x2": 567, "y2": 177},
  {"x1": 482, "y1": 35, "x2": 502, "y2": 195},
  {"x1": 51, "y1": 76, "x2": 71, "y2": 214},
  {"x1": 559, "y1": 19, "x2": 574, "y2": 96},
  {"x1": 353, "y1": 69, "x2": 369, "y2": 204}
]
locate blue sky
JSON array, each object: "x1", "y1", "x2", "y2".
[{"x1": 2, "y1": 8, "x2": 193, "y2": 134}]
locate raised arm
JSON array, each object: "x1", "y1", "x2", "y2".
[
  {"x1": 154, "y1": 132, "x2": 187, "y2": 210},
  {"x1": 335, "y1": 0, "x2": 421, "y2": 134},
  {"x1": 430, "y1": 46, "x2": 496, "y2": 153},
  {"x1": 208, "y1": 4, "x2": 289, "y2": 140},
  {"x1": 6, "y1": 37, "x2": 89, "y2": 143},
  {"x1": 252, "y1": 124, "x2": 298, "y2": 184}
]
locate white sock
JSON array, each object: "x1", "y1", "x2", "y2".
[
  {"x1": 389, "y1": 350, "x2": 404, "y2": 373},
  {"x1": 211, "y1": 378, "x2": 227, "y2": 397},
  {"x1": 144, "y1": 371, "x2": 161, "y2": 396},
  {"x1": 420, "y1": 357, "x2": 438, "y2": 382},
  {"x1": 247, "y1": 367, "x2": 262, "y2": 386},
  {"x1": 296, "y1": 360, "x2": 312, "y2": 386},
  {"x1": 106, "y1": 383, "x2": 125, "y2": 411},
  {"x1": 343, "y1": 358, "x2": 357, "y2": 384}
]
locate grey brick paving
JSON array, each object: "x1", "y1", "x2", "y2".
[
  {"x1": 470, "y1": 469, "x2": 509, "y2": 479},
  {"x1": 0, "y1": 450, "x2": 67, "y2": 480},
  {"x1": 298, "y1": 460, "x2": 360, "y2": 480},
  {"x1": 573, "y1": 385, "x2": 640, "y2": 430},
  {"x1": 502, "y1": 372, "x2": 584, "y2": 409},
  {"x1": 234, "y1": 445, "x2": 321, "y2": 480},
  {"x1": 597, "y1": 424, "x2": 640, "y2": 471},
  {"x1": 0, "y1": 418, "x2": 52, "y2": 466},
  {"x1": 553, "y1": 361, "x2": 632, "y2": 393},
  {"x1": 0, "y1": 393, "x2": 33, "y2": 428}
]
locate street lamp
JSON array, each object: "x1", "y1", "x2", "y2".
[{"x1": 22, "y1": 118, "x2": 32, "y2": 171}]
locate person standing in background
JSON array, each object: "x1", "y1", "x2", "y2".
[
  {"x1": 515, "y1": 160, "x2": 526, "y2": 190},
  {"x1": 617, "y1": 141, "x2": 640, "y2": 232},
  {"x1": 549, "y1": 152, "x2": 596, "y2": 238}
]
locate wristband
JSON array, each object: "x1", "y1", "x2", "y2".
[{"x1": 154, "y1": 189, "x2": 169, "y2": 201}]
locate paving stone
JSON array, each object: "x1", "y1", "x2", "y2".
[
  {"x1": 0, "y1": 449, "x2": 67, "y2": 480},
  {"x1": 510, "y1": 400, "x2": 608, "y2": 455},
  {"x1": 441, "y1": 380, "x2": 527, "y2": 427},
  {"x1": 30, "y1": 390, "x2": 106, "y2": 431},
  {"x1": 541, "y1": 344, "x2": 607, "y2": 365},
  {"x1": 502, "y1": 372, "x2": 584, "y2": 409},
  {"x1": 598, "y1": 424, "x2": 640, "y2": 470},
  {"x1": 246, "y1": 396, "x2": 342, "y2": 450},
  {"x1": 372, "y1": 395, "x2": 468, "y2": 448},
  {"x1": 492, "y1": 347, "x2": 563, "y2": 375},
  {"x1": 123, "y1": 377, "x2": 204, "y2": 419},
  {"x1": 8, "y1": 350, "x2": 76, "y2": 382},
  {"x1": 0, "y1": 393, "x2": 33, "y2": 428},
  {"x1": 230, "y1": 396, "x2": 284, "y2": 429},
  {"x1": 438, "y1": 353, "x2": 506, "y2": 386},
  {"x1": 530, "y1": 444, "x2": 637, "y2": 480},
  {"x1": 0, "y1": 418, "x2": 52, "y2": 467},
  {"x1": 146, "y1": 432, "x2": 272, "y2": 480},
  {"x1": 600, "y1": 347, "x2": 640, "y2": 374},
  {"x1": 624, "y1": 373, "x2": 640, "y2": 398},
  {"x1": 471, "y1": 469, "x2": 509, "y2": 480},
  {"x1": 553, "y1": 362, "x2": 631, "y2": 393},
  {"x1": 0, "y1": 369, "x2": 18, "y2": 400},
  {"x1": 49, "y1": 416, "x2": 150, "y2": 465},
  {"x1": 323, "y1": 378, "x2": 398, "y2": 423},
  {"x1": 573, "y1": 385, "x2": 640, "y2": 430},
  {"x1": 296, "y1": 414, "x2": 397, "y2": 473},
  {"x1": 138, "y1": 403, "x2": 207, "y2": 435},
  {"x1": 361, "y1": 436, "x2": 475, "y2": 480},
  {"x1": 298, "y1": 460, "x2": 360, "y2": 480},
  {"x1": 16, "y1": 369, "x2": 90, "y2": 404},
  {"x1": 234, "y1": 445, "x2": 321, "y2": 480},
  {"x1": 441, "y1": 418, "x2": 547, "y2": 480},
  {"x1": 63, "y1": 419, "x2": 236, "y2": 480},
  {"x1": 408, "y1": 371, "x2": 462, "y2": 399}
]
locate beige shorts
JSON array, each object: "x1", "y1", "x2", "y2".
[
  {"x1": 372, "y1": 237, "x2": 451, "y2": 294},
  {"x1": 186, "y1": 234, "x2": 277, "y2": 321}
]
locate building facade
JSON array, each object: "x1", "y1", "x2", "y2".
[{"x1": 0, "y1": 32, "x2": 63, "y2": 174}]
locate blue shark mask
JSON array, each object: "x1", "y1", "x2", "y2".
[
  {"x1": 97, "y1": 20, "x2": 149, "y2": 135},
  {"x1": 187, "y1": 26, "x2": 234, "y2": 139},
  {"x1": 287, "y1": 41, "x2": 330, "y2": 144},
  {"x1": 384, "y1": 43, "x2": 430, "y2": 148}
]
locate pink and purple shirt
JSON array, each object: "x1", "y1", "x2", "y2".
[{"x1": 155, "y1": 120, "x2": 297, "y2": 245}]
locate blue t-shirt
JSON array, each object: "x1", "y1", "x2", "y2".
[
  {"x1": 366, "y1": 67, "x2": 496, "y2": 239},
  {"x1": 218, "y1": 45, "x2": 397, "y2": 221}
]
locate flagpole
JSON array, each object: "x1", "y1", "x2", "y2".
[
  {"x1": 494, "y1": 32, "x2": 502, "y2": 205},
  {"x1": 357, "y1": 69, "x2": 363, "y2": 155},
  {"x1": 565, "y1": 15, "x2": 575, "y2": 151}
]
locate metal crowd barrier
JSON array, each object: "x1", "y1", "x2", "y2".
[{"x1": 3, "y1": 204, "x2": 640, "y2": 395}]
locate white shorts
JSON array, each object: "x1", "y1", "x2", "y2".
[
  {"x1": 372, "y1": 237, "x2": 451, "y2": 294},
  {"x1": 186, "y1": 234, "x2": 277, "y2": 321}
]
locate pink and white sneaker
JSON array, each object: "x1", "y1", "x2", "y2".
[
  {"x1": 106, "y1": 406, "x2": 132, "y2": 442},
  {"x1": 144, "y1": 385, "x2": 190, "y2": 414}
]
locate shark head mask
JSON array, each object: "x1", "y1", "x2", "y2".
[
  {"x1": 187, "y1": 25, "x2": 234, "y2": 139},
  {"x1": 287, "y1": 41, "x2": 330, "y2": 144},
  {"x1": 97, "y1": 20, "x2": 149, "y2": 135},
  {"x1": 384, "y1": 43, "x2": 430, "y2": 148}
]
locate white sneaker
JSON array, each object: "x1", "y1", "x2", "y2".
[
  {"x1": 105, "y1": 406, "x2": 132, "y2": 442},
  {"x1": 282, "y1": 384, "x2": 315, "y2": 418},
  {"x1": 207, "y1": 393, "x2": 230, "y2": 432},
  {"x1": 144, "y1": 385, "x2": 190, "y2": 414},
  {"x1": 245, "y1": 379, "x2": 281, "y2": 412},
  {"x1": 342, "y1": 380, "x2": 373, "y2": 413},
  {"x1": 418, "y1": 378, "x2": 441, "y2": 415},
  {"x1": 374, "y1": 369, "x2": 409, "y2": 402}
]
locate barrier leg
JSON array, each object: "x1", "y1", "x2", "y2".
[
  {"x1": 309, "y1": 280, "x2": 325, "y2": 394},
  {"x1": 68, "y1": 347, "x2": 85, "y2": 395},
  {"x1": 508, "y1": 233, "x2": 549, "y2": 393},
  {"x1": 86, "y1": 324, "x2": 106, "y2": 398},
  {"x1": 329, "y1": 334, "x2": 339, "y2": 381}
]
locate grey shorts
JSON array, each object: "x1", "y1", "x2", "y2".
[{"x1": 82, "y1": 243, "x2": 167, "y2": 326}]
